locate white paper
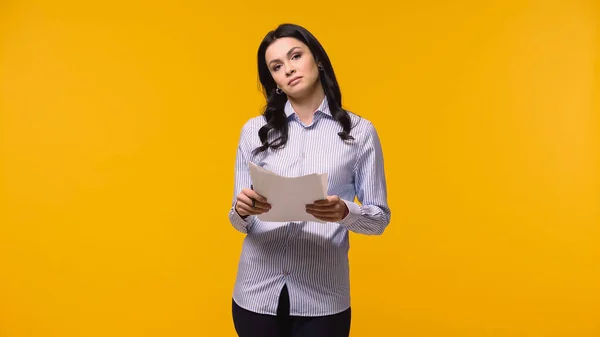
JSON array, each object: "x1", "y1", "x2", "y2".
[{"x1": 248, "y1": 162, "x2": 328, "y2": 222}]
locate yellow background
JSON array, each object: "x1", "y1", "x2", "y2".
[{"x1": 1, "y1": 1, "x2": 599, "y2": 336}]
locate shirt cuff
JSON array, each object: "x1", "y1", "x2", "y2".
[
  {"x1": 229, "y1": 202, "x2": 252, "y2": 232},
  {"x1": 338, "y1": 199, "x2": 362, "y2": 227}
]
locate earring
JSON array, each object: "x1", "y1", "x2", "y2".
[
  {"x1": 276, "y1": 88, "x2": 283, "y2": 94},
  {"x1": 318, "y1": 64, "x2": 324, "y2": 71}
]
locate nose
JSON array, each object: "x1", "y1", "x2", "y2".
[{"x1": 285, "y1": 67, "x2": 296, "y2": 76}]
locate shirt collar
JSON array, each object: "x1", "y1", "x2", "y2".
[{"x1": 284, "y1": 96, "x2": 332, "y2": 119}]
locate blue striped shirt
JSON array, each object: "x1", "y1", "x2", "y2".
[{"x1": 228, "y1": 96, "x2": 391, "y2": 317}]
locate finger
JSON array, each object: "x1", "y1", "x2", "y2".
[
  {"x1": 305, "y1": 208, "x2": 339, "y2": 217},
  {"x1": 306, "y1": 203, "x2": 339, "y2": 211},
  {"x1": 313, "y1": 196, "x2": 339, "y2": 206},
  {"x1": 253, "y1": 200, "x2": 271, "y2": 210},
  {"x1": 237, "y1": 202, "x2": 267, "y2": 215},
  {"x1": 312, "y1": 200, "x2": 334, "y2": 206},
  {"x1": 237, "y1": 194, "x2": 271, "y2": 210},
  {"x1": 235, "y1": 202, "x2": 258, "y2": 216},
  {"x1": 242, "y1": 188, "x2": 267, "y2": 203},
  {"x1": 305, "y1": 205, "x2": 338, "y2": 221}
]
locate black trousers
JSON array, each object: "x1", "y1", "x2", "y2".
[{"x1": 232, "y1": 284, "x2": 351, "y2": 337}]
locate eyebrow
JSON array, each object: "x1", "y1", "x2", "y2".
[{"x1": 268, "y1": 47, "x2": 302, "y2": 66}]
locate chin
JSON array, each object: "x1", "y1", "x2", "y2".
[
  {"x1": 288, "y1": 82, "x2": 316, "y2": 98},
  {"x1": 287, "y1": 89, "x2": 309, "y2": 100}
]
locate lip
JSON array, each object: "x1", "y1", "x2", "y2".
[{"x1": 288, "y1": 76, "x2": 302, "y2": 86}]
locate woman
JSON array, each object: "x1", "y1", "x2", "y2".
[{"x1": 228, "y1": 23, "x2": 391, "y2": 337}]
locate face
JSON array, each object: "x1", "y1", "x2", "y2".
[{"x1": 264, "y1": 37, "x2": 321, "y2": 98}]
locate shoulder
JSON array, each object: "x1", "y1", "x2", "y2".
[
  {"x1": 241, "y1": 115, "x2": 267, "y2": 131},
  {"x1": 238, "y1": 115, "x2": 266, "y2": 139},
  {"x1": 346, "y1": 110, "x2": 378, "y2": 138}
]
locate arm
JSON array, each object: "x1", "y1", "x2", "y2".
[
  {"x1": 338, "y1": 122, "x2": 391, "y2": 235},
  {"x1": 228, "y1": 125, "x2": 254, "y2": 234}
]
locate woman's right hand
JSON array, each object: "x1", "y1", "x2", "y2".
[{"x1": 234, "y1": 187, "x2": 271, "y2": 217}]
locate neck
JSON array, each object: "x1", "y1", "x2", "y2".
[{"x1": 288, "y1": 85, "x2": 325, "y2": 124}]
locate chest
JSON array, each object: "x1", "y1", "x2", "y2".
[{"x1": 254, "y1": 121, "x2": 357, "y2": 192}]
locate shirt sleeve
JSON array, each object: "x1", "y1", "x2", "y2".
[
  {"x1": 227, "y1": 122, "x2": 255, "y2": 234},
  {"x1": 338, "y1": 121, "x2": 391, "y2": 235}
]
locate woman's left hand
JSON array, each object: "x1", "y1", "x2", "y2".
[{"x1": 305, "y1": 196, "x2": 349, "y2": 222}]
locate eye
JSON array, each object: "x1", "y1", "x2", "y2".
[
  {"x1": 272, "y1": 64, "x2": 281, "y2": 71},
  {"x1": 292, "y1": 53, "x2": 301, "y2": 60}
]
